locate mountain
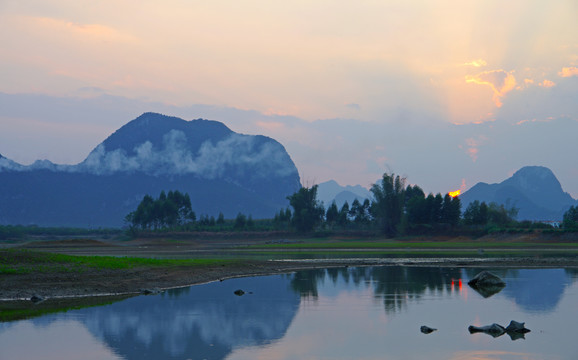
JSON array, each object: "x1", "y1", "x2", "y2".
[
  {"x1": 460, "y1": 166, "x2": 577, "y2": 221},
  {"x1": 0, "y1": 112, "x2": 301, "y2": 227},
  {"x1": 317, "y1": 180, "x2": 371, "y2": 208}
]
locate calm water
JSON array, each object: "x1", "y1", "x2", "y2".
[{"x1": 1, "y1": 266, "x2": 578, "y2": 360}]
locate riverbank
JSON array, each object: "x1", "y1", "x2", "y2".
[{"x1": 2, "y1": 235, "x2": 578, "y2": 301}]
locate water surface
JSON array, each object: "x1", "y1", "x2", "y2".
[{"x1": 1, "y1": 266, "x2": 577, "y2": 359}]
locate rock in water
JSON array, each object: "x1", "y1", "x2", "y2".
[
  {"x1": 468, "y1": 323, "x2": 506, "y2": 338},
  {"x1": 234, "y1": 289, "x2": 245, "y2": 296},
  {"x1": 468, "y1": 271, "x2": 506, "y2": 297},
  {"x1": 506, "y1": 320, "x2": 531, "y2": 333},
  {"x1": 420, "y1": 325, "x2": 437, "y2": 334},
  {"x1": 468, "y1": 271, "x2": 506, "y2": 287}
]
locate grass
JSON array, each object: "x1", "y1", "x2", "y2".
[
  {"x1": 0, "y1": 295, "x2": 133, "y2": 322},
  {"x1": 0, "y1": 249, "x2": 232, "y2": 275}
]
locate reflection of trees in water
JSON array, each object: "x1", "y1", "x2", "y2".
[
  {"x1": 371, "y1": 267, "x2": 462, "y2": 313},
  {"x1": 289, "y1": 267, "x2": 373, "y2": 299},
  {"x1": 289, "y1": 266, "x2": 462, "y2": 313},
  {"x1": 288, "y1": 265, "x2": 578, "y2": 314},
  {"x1": 565, "y1": 268, "x2": 578, "y2": 279},
  {"x1": 289, "y1": 269, "x2": 327, "y2": 299}
]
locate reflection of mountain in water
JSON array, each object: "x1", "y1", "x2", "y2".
[
  {"x1": 33, "y1": 275, "x2": 300, "y2": 360},
  {"x1": 10, "y1": 265, "x2": 577, "y2": 359},
  {"x1": 501, "y1": 269, "x2": 570, "y2": 312},
  {"x1": 463, "y1": 268, "x2": 576, "y2": 312},
  {"x1": 289, "y1": 266, "x2": 577, "y2": 314}
]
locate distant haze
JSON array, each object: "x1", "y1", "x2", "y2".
[{"x1": 1, "y1": 1, "x2": 577, "y2": 197}]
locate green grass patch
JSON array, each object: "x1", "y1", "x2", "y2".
[{"x1": 0, "y1": 249, "x2": 232, "y2": 275}]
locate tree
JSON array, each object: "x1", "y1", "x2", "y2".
[
  {"x1": 125, "y1": 190, "x2": 195, "y2": 230},
  {"x1": 441, "y1": 194, "x2": 461, "y2": 226},
  {"x1": 287, "y1": 185, "x2": 325, "y2": 232},
  {"x1": 338, "y1": 202, "x2": 350, "y2": 226},
  {"x1": 406, "y1": 186, "x2": 428, "y2": 225},
  {"x1": 370, "y1": 172, "x2": 407, "y2": 236},
  {"x1": 234, "y1": 212, "x2": 247, "y2": 230},
  {"x1": 325, "y1": 202, "x2": 339, "y2": 227},
  {"x1": 487, "y1": 202, "x2": 517, "y2": 226},
  {"x1": 217, "y1": 212, "x2": 225, "y2": 225},
  {"x1": 350, "y1": 198, "x2": 371, "y2": 225},
  {"x1": 463, "y1": 200, "x2": 486, "y2": 225},
  {"x1": 563, "y1": 205, "x2": 578, "y2": 229}
]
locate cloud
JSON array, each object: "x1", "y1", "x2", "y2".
[
  {"x1": 462, "y1": 59, "x2": 488, "y2": 67},
  {"x1": 558, "y1": 66, "x2": 578, "y2": 77},
  {"x1": 80, "y1": 130, "x2": 297, "y2": 179},
  {"x1": 539, "y1": 79, "x2": 556, "y2": 88},
  {"x1": 461, "y1": 136, "x2": 487, "y2": 162},
  {"x1": 28, "y1": 16, "x2": 138, "y2": 43},
  {"x1": 465, "y1": 70, "x2": 516, "y2": 107},
  {"x1": 345, "y1": 103, "x2": 361, "y2": 110}
]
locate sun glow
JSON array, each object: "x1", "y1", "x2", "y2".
[{"x1": 449, "y1": 190, "x2": 461, "y2": 198}]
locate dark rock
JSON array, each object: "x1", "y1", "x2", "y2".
[
  {"x1": 30, "y1": 295, "x2": 45, "y2": 303},
  {"x1": 468, "y1": 271, "x2": 506, "y2": 297},
  {"x1": 506, "y1": 331, "x2": 527, "y2": 341},
  {"x1": 505, "y1": 320, "x2": 531, "y2": 333},
  {"x1": 141, "y1": 288, "x2": 162, "y2": 295},
  {"x1": 234, "y1": 289, "x2": 245, "y2": 296},
  {"x1": 468, "y1": 271, "x2": 506, "y2": 287},
  {"x1": 420, "y1": 325, "x2": 437, "y2": 334},
  {"x1": 468, "y1": 323, "x2": 506, "y2": 338}
]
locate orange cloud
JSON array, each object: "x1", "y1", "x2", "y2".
[
  {"x1": 539, "y1": 79, "x2": 556, "y2": 88},
  {"x1": 465, "y1": 70, "x2": 516, "y2": 107},
  {"x1": 558, "y1": 66, "x2": 578, "y2": 77},
  {"x1": 462, "y1": 59, "x2": 488, "y2": 67},
  {"x1": 462, "y1": 136, "x2": 487, "y2": 162},
  {"x1": 29, "y1": 16, "x2": 138, "y2": 43}
]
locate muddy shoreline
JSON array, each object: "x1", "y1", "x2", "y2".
[
  {"x1": 3, "y1": 256, "x2": 578, "y2": 302},
  {"x1": 2, "y1": 234, "x2": 578, "y2": 302}
]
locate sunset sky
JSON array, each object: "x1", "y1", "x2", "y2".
[{"x1": 1, "y1": 0, "x2": 577, "y2": 197}]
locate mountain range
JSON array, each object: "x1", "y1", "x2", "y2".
[
  {"x1": 0, "y1": 112, "x2": 301, "y2": 227},
  {"x1": 316, "y1": 180, "x2": 371, "y2": 208},
  {"x1": 317, "y1": 165, "x2": 576, "y2": 222},
  {"x1": 460, "y1": 166, "x2": 577, "y2": 221}
]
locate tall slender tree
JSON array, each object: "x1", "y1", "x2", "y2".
[{"x1": 371, "y1": 173, "x2": 407, "y2": 236}]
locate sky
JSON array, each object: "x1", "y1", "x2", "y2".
[{"x1": 1, "y1": 0, "x2": 577, "y2": 197}]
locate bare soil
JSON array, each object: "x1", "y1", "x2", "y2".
[{"x1": 2, "y1": 235, "x2": 578, "y2": 301}]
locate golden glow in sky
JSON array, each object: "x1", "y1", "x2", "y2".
[
  {"x1": 1, "y1": 0, "x2": 576, "y2": 123},
  {"x1": 1, "y1": 0, "x2": 577, "y2": 196}
]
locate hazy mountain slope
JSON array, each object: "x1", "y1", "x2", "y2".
[
  {"x1": 460, "y1": 166, "x2": 577, "y2": 221},
  {"x1": 0, "y1": 113, "x2": 301, "y2": 227},
  {"x1": 317, "y1": 180, "x2": 371, "y2": 207}
]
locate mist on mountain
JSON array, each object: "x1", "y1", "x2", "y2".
[{"x1": 0, "y1": 113, "x2": 301, "y2": 227}]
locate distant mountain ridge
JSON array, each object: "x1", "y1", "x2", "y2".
[
  {"x1": 460, "y1": 166, "x2": 577, "y2": 221},
  {"x1": 0, "y1": 112, "x2": 301, "y2": 227},
  {"x1": 317, "y1": 180, "x2": 371, "y2": 208}
]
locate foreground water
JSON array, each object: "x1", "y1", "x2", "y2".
[{"x1": 1, "y1": 266, "x2": 578, "y2": 360}]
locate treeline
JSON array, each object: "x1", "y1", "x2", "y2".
[
  {"x1": 124, "y1": 172, "x2": 576, "y2": 236},
  {"x1": 124, "y1": 190, "x2": 266, "y2": 232},
  {"x1": 284, "y1": 174, "x2": 464, "y2": 236}
]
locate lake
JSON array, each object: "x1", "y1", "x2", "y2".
[{"x1": 1, "y1": 265, "x2": 578, "y2": 360}]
